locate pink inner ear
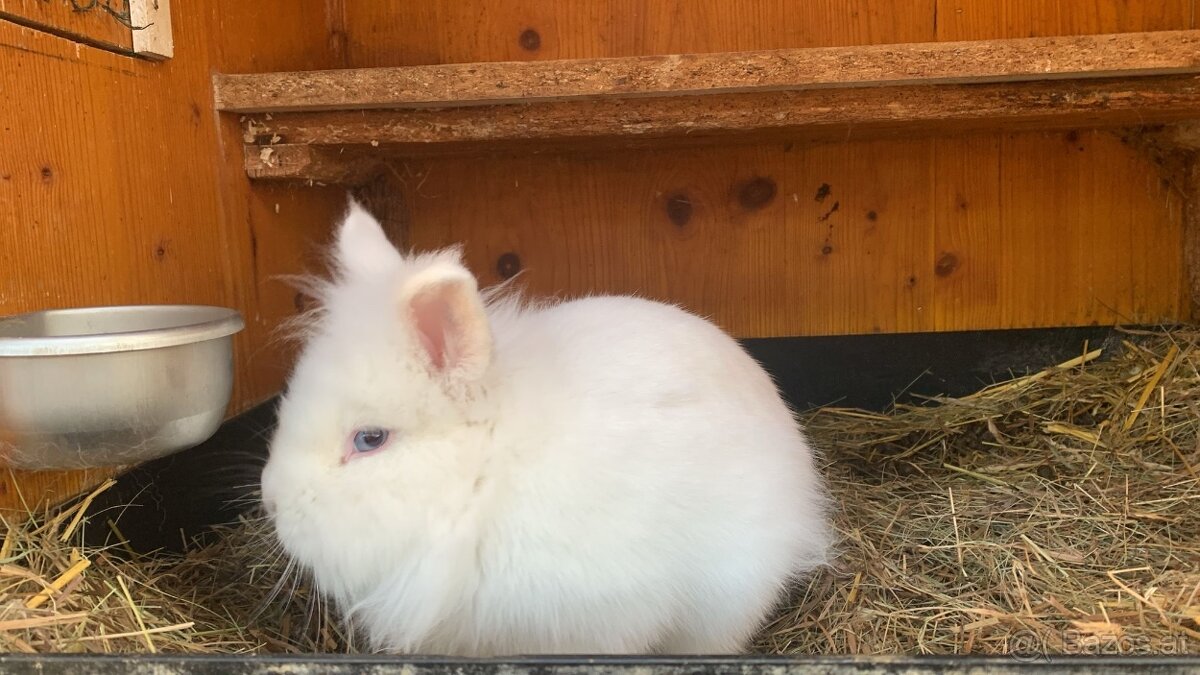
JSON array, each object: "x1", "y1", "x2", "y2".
[
  {"x1": 404, "y1": 272, "x2": 491, "y2": 381},
  {"x1": 411, "y1": 290, "x2": 452, "y2": 371}
]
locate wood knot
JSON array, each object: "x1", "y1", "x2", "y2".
[
  {"x1": 518, "y1": 29, "x2": 541, "y2": 51},
  {"x1": 737, "y1": 177, "x2": 777, "y2": 211},
  {"x1": 814, "y1": 183, "x2": 832, "y2": 202},
  {"x1": 665, "y1": 193, "x2": 693, "y2": 227},
  {"x1": 497, "y1": 252, "x2": 522, "y2": 279},
  {"x1": 935, "y1": 252, "x2": 959, "y2": 277},
  {"x1": 866, "y1": 210, "x2": 878, "y2": 221},
  {"x1": 40, "y1": 166, "x2": 53, "y2": 183}
]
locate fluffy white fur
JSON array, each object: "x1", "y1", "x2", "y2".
[{"x1": 261, "y1": 199, "x2": 833, "y2": 656}]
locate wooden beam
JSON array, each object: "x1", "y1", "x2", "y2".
[
  {"x1": 254, "y1": 75, "x2": 1200, "y2": 145},
  {"x1": 245, "y1": 144, "x2": 381, "y2": 184},
  {"x1": 241, "y1": 75, "x2": 1200, "y2": 181},
  {"x1": 214, "y1": 30, "x2": 1200, "y2": 113}
]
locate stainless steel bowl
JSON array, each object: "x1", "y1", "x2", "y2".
[{"x1": 0, "y1": 305, "x2": 245, "y2": 469}]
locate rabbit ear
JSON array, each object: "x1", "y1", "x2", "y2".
[
  {"x1": 399, "y1": 260, "x2": 492, "y2": 384},
  {"x1": 334, "y1": 197, "x2": 402, "y2": 275}
]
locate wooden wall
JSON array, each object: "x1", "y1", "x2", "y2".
[
  {"x1": 2, "y1": 2, "x2": 1197, "y2": 507},
  {"x1": 340, "y1": 1, "x2": 1194, "y2": 338},
  {"x1": 0, "y1": 2, "x2": 347, "y2": 508}
]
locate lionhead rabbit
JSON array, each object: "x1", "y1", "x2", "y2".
[{"x1": 260, "y1": 200, "x2": 832, "y2": 656}]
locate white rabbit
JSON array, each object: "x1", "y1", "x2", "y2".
[{"x1": 260, "y1": 199, "x2": 832, "y2": 656}]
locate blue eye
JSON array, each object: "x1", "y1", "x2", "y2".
[{"x1": 352, "y1": 428, "x2": 390, "y2": 453}]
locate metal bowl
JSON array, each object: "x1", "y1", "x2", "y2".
[{"x1": 0, "y1": 305, "x2": 245, "y2": 469}]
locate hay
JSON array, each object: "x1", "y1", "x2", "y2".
[
  {"x1": 0, "y1": 488, "x2": 253, "y2": 654},
  {"x1": 0, "y1": 326, "x2": 1199, "y2": 656},
  {"x1": 0, "y1": 495, "x2": 344, "y2": 654},
  {"x1": 759, "y1": 326, "x2": 1200, "y2": 656}
]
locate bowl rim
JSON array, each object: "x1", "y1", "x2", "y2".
[{"x1": 0, "y1": 305, "x2": 246, "y2": 356}]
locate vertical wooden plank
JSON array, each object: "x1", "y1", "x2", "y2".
[
  {"x1": 206, "y1": 0, "x2": 354, "y2": 406},
  {"x1": 1016, "y1": 132, "x2": 1178, "y2": 328},
  {"x1": 931, "y1": 132, "x2": 1176, "y2": 331},
  {"x1": 931, "y1": 136, "x2": 1003, "y2": 329},
  {"x1": 933, "y1": 0, "x2": 1194, "y2": 40},
  {"x1": 634, "y1": 0, "x2": 937, "y2": 55},
  {"x1": 343, "y1": 0, "x2": 937, "y2": 66},
  {"x1": 773, "y1": 140, "x2": 937, "y2": 337},
  {"x1": 933, "y1": 131, "x2": 1183, "y2": 331}
]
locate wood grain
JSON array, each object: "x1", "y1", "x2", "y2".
[
  {"x1": 338, "y1": 1, "x2": 937, "y2": 66},
  {"x1": 0, "y1": 2, "x2": 347, "y2": 510},
  {"x1": 933, "y1": 0, "x2": 1195, "y2": 41},
  {"x1": 394, "y1": 143, "x2": 934, "y2": 337},
  {"x1": 933, "y1": 131, "x2": 1185, "y2": 330},
  {"x1": 396, "y1": 135, "x2": 1182, "y2": 339}
]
